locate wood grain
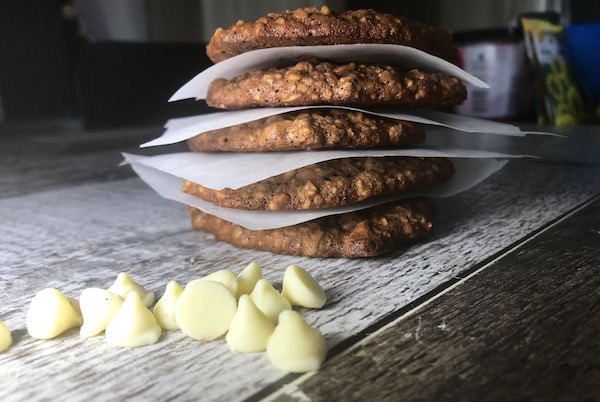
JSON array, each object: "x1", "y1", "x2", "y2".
[
  {"x1": 0, "y1": 124, "x2": 185, "y2": 198},
  {"x1": 0, "y1": 126, "x2": 599, "y2": 401},
  {"x1": 269, "y1": 198, "x2": 600, "y2": 401}
]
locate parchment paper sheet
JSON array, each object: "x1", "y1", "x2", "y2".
[
  {"x1": 124, "y1": 155, "x2": 508, "y2": 230},
  {"x1": 142, "y1": 106, "x2": 555, "y2": 148},
  {"x1": 124, "y1": 148, "x2": 528, "y2": 191},
  {"x1": 169, "y1": 44, "x2": 489, "y2": 102}
]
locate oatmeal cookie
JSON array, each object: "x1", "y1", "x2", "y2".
[
  {"x1": 189, "y1": 197, "x2": 436, "y2": 258},
  {"x1": 206, "y1": 60, "x2": 466, "y2": 109},
  {"x1": 206, "y1": 7, "x2": 456, "y2": 62},
  {"x1": 182, "y1": 157, "x2": 454, "y2": 210},
  {"x1": 186, "y1": 109, "x2": 425, "y2": 152}
]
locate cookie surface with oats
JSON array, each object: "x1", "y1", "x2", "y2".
[
  {"x1": 186, "y1": 109, "x2": 425, "y2": 152},
  {"x1": 206, "y1": 60, "x2": 466, "y2": 109},
  {"x1": 189, "y1": 198, "x2": 436, "y2": 258},
  {"x1": 182, "y1": 157, "x2": 454, "y2": 211},
  {"x1": 206, "y1": 7, "x2": 457, "y2": 63}
]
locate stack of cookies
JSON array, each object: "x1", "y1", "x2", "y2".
[{"x1": 180, "y1": 7, "x2": 468, "y2": 258}]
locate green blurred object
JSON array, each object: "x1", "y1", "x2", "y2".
[{"x1": 521, "y1": 17, "x2": 586, "y2": 126}]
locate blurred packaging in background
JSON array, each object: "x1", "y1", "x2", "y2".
[
  {"x1": 446, "y1": 0, "x2": 561, "y2": 122},
  {"x1": 2, "y1": 0, "x2": 598, "y2": 128},
  {"x1": 448, "y1": 0, "x2": 600, "y2": 125},
  {"x1": 454, "y1": 28, "x2": 534, "y2": 120},
  {"x1": 521, "y1": 17, "x2": 585, "y2": 125},
  {"x1": 564, "y1": 23, "x2": 600, "y2": 121}
]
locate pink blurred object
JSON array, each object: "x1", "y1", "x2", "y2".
[{"x1": 454, "y1": 28, "x2": 534, "y2": 120}]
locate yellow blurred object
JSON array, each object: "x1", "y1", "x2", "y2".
[{"x1": 521, "y1": 18, "x2": 585, "y2": 126}]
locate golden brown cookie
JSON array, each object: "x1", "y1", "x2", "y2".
[
  {"x1": 206, "y1": 7, "x2": 457, "y2": 63},
  {"x1": 182, "y1": 157, "x2": 454, "y2": 211},
  {"x1": 206, "y1": 60, "x2": 466, "y2": 109},
  {"x1": 186, "y1": 109, "x2": 425, "y2": 152},
  {"x1": 189, "y1": 197, "x2": 436, "y2": 258}
]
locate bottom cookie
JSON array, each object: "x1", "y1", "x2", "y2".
[{"x1": 188, "y1": 198, "x2": 435, "y2": 258}]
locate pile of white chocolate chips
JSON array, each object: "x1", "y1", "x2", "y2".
[{"x1": 0, "y1": 263, "x2": 328, "y2": 373}]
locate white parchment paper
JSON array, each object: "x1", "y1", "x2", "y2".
[
  {"x1": 124, "y1": 155, "x2": 508, "y2": 230},
  {"x1": 142, "y1": 106, "x2": 555, "y2": 148},
  {"x1": 169, "y1": 44, "x2": 489, "y2": 102},
  {"x1": 123, "y1": 148, "x2": 529, "y2": 191}
]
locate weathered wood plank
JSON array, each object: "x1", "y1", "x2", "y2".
[
  {"x1": 272, "y1": 198, "x2": 600, "y2": 401},
  {"x1": 0, "y1": 124, "x2": 186, "y2": 198},
  {"x1": 1, "y1": 158, "x2": 599, "y2": 401},
  {"x1": 1, "y1": 120, "x2": 600, "y2": 402}
]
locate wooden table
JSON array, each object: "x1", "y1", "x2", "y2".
[{"x1": 1, "y1": 122, "x2": 599, "y2": 401}]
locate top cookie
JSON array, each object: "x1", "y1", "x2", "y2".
[{"x1": 206, "y1": 7, "x2": 457, "y2": 63}]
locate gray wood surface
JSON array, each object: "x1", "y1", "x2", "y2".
[
  {"x1": 0, "y1": 123, "x2": 599, "y2": 401},
  {"x1": 266, "y1": 197, "x2": 600, "y2": 402}
]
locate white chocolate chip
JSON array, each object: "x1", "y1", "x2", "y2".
[
  {"x1": 26, "y1": 288, "x2": 83, "y2": 339},
  {"x1": 281, "y1": 265, "x2": 327, "y2": 308},
  {"x1": 175, "y1": 280, "x2": 237, "y2": 341},
  {"x1": 0, "y1": 320, "x2": 12, "y2": 352},
  {"x1": 188, "y1": 269, "x2": 238, "y2": 296},
  {"x1": 153, "y1": 281, "x2": 183, "y2": 330},
  {"x1": 79, "y1": 288, "x2": 124, "y2": 338},
  {"x1": 266, "y1": 310, "x2": 327, "y2": 373},
  {"x1": 249, "y1": 279, "x2": 291, "y2": 323},
  {"x1": 226, "y1": 295, "x2": 275, "y2": 353},
  {"x1": 236, "y1": 262, "x2": 263, "y2": 299},
  {"x1": 105, "y1": 292, "x2": 161, "y2": 347},
  {"x1": 107, "y1": 272, "x2": 155, "y2": 308}
]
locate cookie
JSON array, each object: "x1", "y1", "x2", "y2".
[
  {"x1": 186, "y1": 109, "x2": 425, "y2": 152},
  {"x1": 206, "y1": 7, "x2": 457, "y2": 63},
  {"x1": 206, "y1": 60, "x2": 467, "y2": 109},
  {"x1": 182, "y1": 157, "x2": 454, "y2": 211},
  {"x1": 189, "y1": 197, "x2": 435, "y2": 258}
]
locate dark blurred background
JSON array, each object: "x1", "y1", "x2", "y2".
[{"x1": 0, "y1": 0, "x2": 598, "y2": 129}]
